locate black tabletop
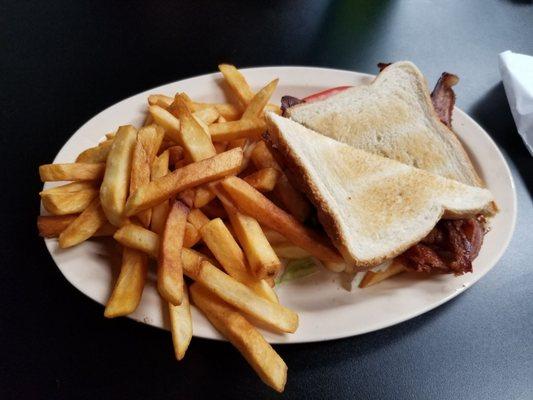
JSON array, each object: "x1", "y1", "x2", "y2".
[{"x1": 2, "y1": 1, "x2": 533, "y2": 399}]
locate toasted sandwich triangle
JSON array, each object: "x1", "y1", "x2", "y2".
[
  {"x1": 286, "y1": 61, "x2": 483, "y2": 187},
  {"x1": 266, "y1": 113, "x2": 494, "y2": 268}
]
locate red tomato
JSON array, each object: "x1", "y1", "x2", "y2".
[{"x1": 303, "y1": 86, "x2": 352, "y2": 103}]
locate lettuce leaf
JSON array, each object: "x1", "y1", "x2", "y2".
[{"x1": 276, "y1": 257, "x2": 318, "y2": 284}]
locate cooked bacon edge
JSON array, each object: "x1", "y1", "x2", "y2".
[
  {"x1": 430, "y1": 72, "x2": 459, "y2": 128},
  {"x1": 402, "y1": 217, "x2": 484, "y2": 275}
]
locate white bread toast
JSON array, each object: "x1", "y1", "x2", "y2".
[
  {"x1": 266, "y1": 113, "x2": 494, "y2": 269},
  {"x1": 286, "y1": 61, "x2": 483, "y2": 187}
]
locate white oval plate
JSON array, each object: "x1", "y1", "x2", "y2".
[{"x1": 43, "y1": 67, "x2": 516, "y2": 343}]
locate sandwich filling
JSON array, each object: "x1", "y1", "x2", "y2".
[{"x1": 401, "y1": 216, "x2": 485, "y2": 275}]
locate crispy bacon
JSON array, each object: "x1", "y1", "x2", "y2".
[
  {"x1": 377, "y1": 62, "x2": 391, "y2": 72},
  {"x1": 281, "y1": 96, "x2": 305, "y2": 115},
  {"x1": 430, "y1": 72, "x2": 459, "y2": 128},
  {"x1": 402, "y1": 244, "x2": 449, "y2": 274},
  {"x1": 402, "y1": 218, "x2": 484, "y2": 275}
]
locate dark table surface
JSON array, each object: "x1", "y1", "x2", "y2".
[{"x1": 2, "y1": 1, "x2": 532, "y2": 399}]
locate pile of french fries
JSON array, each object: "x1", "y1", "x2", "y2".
[{"x1": 38, "y1": 64, "x2": 405, "y2": 392}]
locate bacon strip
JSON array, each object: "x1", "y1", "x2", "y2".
[
  {"x1": 281, "y1": 96, "x2": 305, "y2": 115},
  {"x1": 377, "y1": 62, "x2": 391, "y2": 72},
  {"x1": 430, "y1": 72, "x2": 459, "y2": 128},
  {"x1": 402, "y1": 218, "x2": 484, "y2": 275}
]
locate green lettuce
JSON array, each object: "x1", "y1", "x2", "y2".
[{"x1": 275, "y1": 257, "x2": 318, "y2": 284}]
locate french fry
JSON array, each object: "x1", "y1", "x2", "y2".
[
  {"x1": 177, "y1": 188, "x2": 195, "y2": 208},
  {"x1": 190, "y1": 283, "x2": 287, "y2": 392},
  {"x1": 167, "y1": 145, "x2": 184, "y2": 167},
  {"x1": 263, "y1": 228, "x2": 287, "y2": 245},
  {"x1": 114, "y1": 224, "x2": 159, "y2": 258},
  {"x1": 265, "y1": 277, "x2": 275, "y2": 287},
  {"x1": 209, "y1": 118, "x2": 266, "y2": 142},
  {"x1": 221, "y1": 176, "x2": 343, "y2": 263},
  {"x1": 148, "y1": 94, "x2": 173, "y2": 108},
  {"x1": 192, "y1": 102, "x2": 241, "y2": 121},
  {"x1": 218, "y1": 64, "x2": 254, "y2": 110},
  {"x1": 94, "y1": 223, "x2": 117, "y2": 237},
  {"x1": 76, "y1": 139, "x2": 113, "y2": 163},
  {"x1": 229, "y1": 138, "x2": 256, "y2": 173},
  {"x1": 242, "y1": 79, "x2": 279, "y2": 119},
  {"x1": 41, "y1": 187, "x2": 99, "y2": 215},
  {"x1": 192, "y1": 261, "x2": 296, "y2": 333},
  {"x1": 158, "y1": 201, "x2": 189, "y2": 305},
  {"x1": 158, "y1": 139, "x2": 177, "y2": 154},
  {"x1": 39, "y1": 181, "x2": 96, "y2": 196},
  {"x1": 114, "y1": 223, "x2": 196, "y2": 260},
  {"x1": 272, "y1": 243, "x2": 311, "y2": 259},
  {"x1": 184, "y1": 222, "x2": 201, "y2": 248},
  {"x1": 150, "y1": 150, "x2": 170, "y2": 234},
  {"x1": 213, "y1": 141, "x2": 228, "y2": 154},
  {"x1": 150, "y1": 101, "x2": 225, "y2": 130},
  {"x1": 130, "y1": 138, "x2": 151, "y2": 227},
  {"x1": 193, "y1": 185, "x2": 216, "y2": 208},
  {"x1": 100, "y1": 125, "x2": 137, "y2": 226},
  {"x1": 178, "y1": 92, "x2": 195, "y2": 108},
  {"x1": 217, "y1": 115, "x2": 227, "y2": 123},
  {"x1": 228, "y1": 211, "x2": 282, "y2": 279},
  {"x1": 359, "y1": 261, "x2": 407, "y2": 288},
  {"x1": 37, "y1": 215, "x2": 115, "y2": 238},
  {"x1": 112, "y1": 225, "x2": 296, "y2": 333},
  {"x1": 169, "y1": 285, "x2": 193, "y2": 360},
  {"x1": 251, "y1": 141, "x2": 311, "y2": 222},
  {"x1": 125, "y1": 148, "x2": 243, "y2": 216},
  {"x1": 243, "y1": 167, "x2": 280, "y2": 192},
  {"x1": 39, "y1": 163, "x2": 105, "y2": 182},
  {"x1": 173, "y1": 159, "x2": 188, "y2": 170},
  {"x1": 37, "y1": 214, "x2": 78, "y2": 237},
  {"x1": 114, "y1": 222, "x2": 196, "y2": 255},
  {"x1": 213, "y1": 184, "x2": 281, "y2": 279},
  {"x1": 200, "y1": 218, "x2": 278, "y2": 303},
  {"x1": 265, "y1": 104, "x2": 282, "y2": 115},
  {"x1": 187, "y1": 208, "x2": 210, "y2": 230},
  {"x1": 250, "y1": 140, "x2": 280, "y2": 170},
  {"x1": 322, "y1": 260, "x2": 348, "y2": 273},
  {"x1": 273, "y1": 174, "x2": 311, "y2": 222},
  {"x1": 228, "y1": 138, "x2": 247, "y2": 149},
  {"x1": 106, "y1": 132, "x2": 116, "y2": 140},
  {"x1": 192, "y1": 106, "x2": 219, "y2": 125},
  {"x1": 149, "y1": 105, "x2": 181, "y2": 142},
  {"x1": 104, "y1": 246, "x2": 148, "y2": 318},
  {"x1": 168, "y1": 95, "x2": 217, "y2": 161},
  {"x1": 143, "y1": 113, "x2": 154, "y2": 127},
  {"x1": 138, "y1": 125, "x2": 165, "y2": 164},
  {"x1": 58, "y1": 198, "x2": 108, "y2": 248}
]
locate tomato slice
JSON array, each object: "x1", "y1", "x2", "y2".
[{"x1": 303, "y1": 86, "x2": 352, "y2": 103}]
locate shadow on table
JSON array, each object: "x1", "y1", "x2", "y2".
[
  {"x1": 470, "y1": 82, "x2": 533, "y2": 198},
  {"x1": 506, "y1": 0, "x2": 533, "y2": 5}
]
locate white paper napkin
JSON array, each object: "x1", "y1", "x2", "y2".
[{"x1": 499, "y1": 51, "x2": 533, "y2": 156}]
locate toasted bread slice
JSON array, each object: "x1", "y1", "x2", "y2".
[
  {"x1": 286, "y1": 61, "x2": 483, "y2": 187},
  {"x1": 266, "y1": 113, "x2": 494, "y2": 268}
]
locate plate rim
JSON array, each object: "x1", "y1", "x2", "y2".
[{"x1": 43, "y1": 65, "x2": 517, "y2": 343}]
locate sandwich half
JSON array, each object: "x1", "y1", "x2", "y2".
[
  {"x1": 265, "y1": 113, "x2": 494, "y2": 272},
  {"x1": 285, "y1": 61, "x2": 482, "y2": 187}
]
